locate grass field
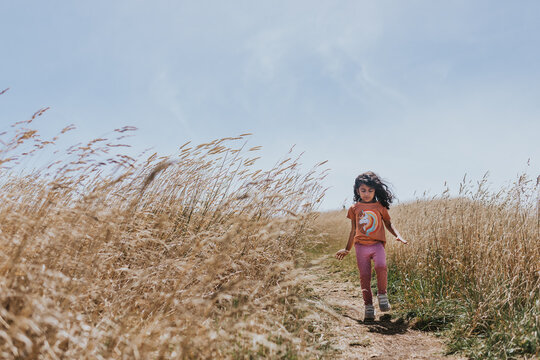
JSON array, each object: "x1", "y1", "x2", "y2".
[
  {"x1": 1, "y1": 107, "x2": 538, "y2": 358},
  {"x1": 0, "y1": 113, "x2": 331, "y2": 358}
]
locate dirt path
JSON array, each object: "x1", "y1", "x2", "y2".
[{"x1": 303, "y1": 258, "x2": 466, "y2": 360}]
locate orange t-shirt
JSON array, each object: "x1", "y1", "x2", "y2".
[{"x1": 347, "y1": 201, "x2": 391, "y2": 245}]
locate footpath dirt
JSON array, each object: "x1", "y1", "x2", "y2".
[{"x1": 303, "y1": 259, "x2": 466, "y2": 360}]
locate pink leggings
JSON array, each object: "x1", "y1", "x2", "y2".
[{"x1": 354, "y1": 242, "x2": 387, "y2": 305}]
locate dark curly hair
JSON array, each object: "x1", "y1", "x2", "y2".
[{"x1": 353, "y1": 171, "x2": 394, "y2": 209}]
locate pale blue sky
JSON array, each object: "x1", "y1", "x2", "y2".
[{"x1": 1, "y1": 1, "x2": 539, "y2": 209}]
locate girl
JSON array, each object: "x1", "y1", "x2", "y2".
[{"x1": 335, "y1": 171, "x2": 408, "y2": 321}]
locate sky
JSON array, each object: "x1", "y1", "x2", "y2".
[{"x1": 1, "y1": 1, "x2": 539, "y2": 210}]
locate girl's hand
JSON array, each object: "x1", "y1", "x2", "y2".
[
  {"x1": 396, "y1": 237, "x2": 408, "y2": 245},
  {"x1": 335, "y1": 249, "x2": 350, "y2": 260}
]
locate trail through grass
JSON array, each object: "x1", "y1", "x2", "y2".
[{"x1": 310, "y1": 173, "x2": 539, "y2": 359}]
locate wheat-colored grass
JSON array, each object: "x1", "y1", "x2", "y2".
[
  {"x1": 0, "y1": 110, "x2": 329, "y2": 359},
  {"x1": 385, "y1": 175, "x2": 539, "y2": 357}
]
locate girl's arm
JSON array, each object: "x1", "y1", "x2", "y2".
[
  {"x1": 335, "y1": 218, "x2": 356, "y2": 260},
  {"x1": 384, "y1": 220, "x2": 408, "y2": 244}
]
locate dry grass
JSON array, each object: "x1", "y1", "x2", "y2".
[
  {"x1": 2, "y1": 94, "x2": 537, "y2": 359},
  {"x1": 0, "y1": 105, "x2": 330, "y2": 358},
  {"x1": 386, "y1": 175, "x2": 539, "y2": 358}
]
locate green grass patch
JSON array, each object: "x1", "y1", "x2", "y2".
[{"x1": 386, "y1": 264, "x2": 539, "y2": 359}]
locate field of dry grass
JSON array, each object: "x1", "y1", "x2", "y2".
[
  {"x1": 386, "y1": 175, "x2": 539, "y2": 359},
  {"x1": 0, "y1": 108, "x2": 332, "y2": 358},
  {"x1": 1, "y1": 99, "x2": 538, "y2": 359}
]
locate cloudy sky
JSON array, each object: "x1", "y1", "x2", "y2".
[{"x1": 1, "y1": 1, "x2": 538, "y2": 209}]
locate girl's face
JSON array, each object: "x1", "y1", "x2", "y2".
[{"x1": 357, "y1": 184, "x2": 375, "y2": 203}]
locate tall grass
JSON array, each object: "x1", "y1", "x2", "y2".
[
  {"x1": 0, "y1": 102, "x2": 329, "y2": 358},
  {"x1": 386, "y1": 174, "x2": 539, "y2": 359}
]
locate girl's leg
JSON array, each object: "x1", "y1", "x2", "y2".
[
  {"x1": 372, "y1": 242, "x2": 388, "y2": 295},
  {"x1": 354, "y1": 244, "x2": 374, "y2": 305}
]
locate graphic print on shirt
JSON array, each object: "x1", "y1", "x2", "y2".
[{"x1": 358, "y1": 210, "x2": 379, "y2": 236}]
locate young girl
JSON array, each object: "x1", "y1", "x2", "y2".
[{"x1": 335, "y1": 171, "x2": 408, "y2": 321}]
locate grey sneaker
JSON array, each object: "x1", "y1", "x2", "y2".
[
  {"x1": 378, "y1": 294, "x2": 391, "y2": 312},
  {"x1": 364, "y1": 305, "x2": 375, "y2": 321}
]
